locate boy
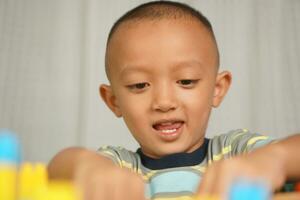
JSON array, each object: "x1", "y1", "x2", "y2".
[{"x1": 48, "y1": 1, "x2": 300, "y2": 200}]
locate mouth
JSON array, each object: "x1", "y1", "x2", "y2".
[{"x1": 152, "y1": 119, "x2": 184, "y2": 141}]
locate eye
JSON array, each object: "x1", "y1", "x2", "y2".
[
  {"x1": 179, "y1": 80, "x2": 193, "y2": 85},
  {"x1": 127, "y1": 82, "x2": 150, "y2": 92},
  {"x1": 177, "y1": 79, "x2": 199, "y2": 88}
]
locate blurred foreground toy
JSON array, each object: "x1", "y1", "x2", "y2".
[
  {"x1": 18, "y1": 162, "x2": 48, "y2": 200},
  {"x1": 296, "y1": 182, "x2": 300, "y2": 192},
  {"x1": 229, "y1": 179, "x2": 271, "y2": 200},
  {"x1": 0, "y1": 129, "x2": 81, "y2": 200},
  {"x1": 35, "y1": 180, "x2": 81, "y2": 200},
  {"x1": 0, "y1": 129, "x2": 20, "y2": 200},
  {"x1": 18, "y1": 163, "x2": 80, "y2": 200}
]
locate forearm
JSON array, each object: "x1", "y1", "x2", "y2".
[
  {"x1": 48, "y1": 147, "x2": 146, "y2": 200},
  {"x1": 273, "y1": 134, "x2": 300, "y2": 180},
  {"x1": 47, "y1": 147, "x2": 114, "y2": 180}
]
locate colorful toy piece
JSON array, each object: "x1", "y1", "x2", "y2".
[
  {"x1": 0, "y1": 129, "x2": 20, "y2": 164},
  {"x1": 0, "y1": 129, "x2": 82, "y2": 200},
  {"x1": 0, "y1": 129, "x2": 20, "y2": 200},
  {"x1": 295, "y1": 182, "x2": 300, "y2": 192},
  {"x1": 229, "y1": 179, "x2": 271, "y2": 200},
  {"x1": 19, "y1": 162, "x2": 35, "y2": 199},
  {"x1": 35, "y1": 180, "x2": 81, "y2": 200},
  {"x1": 18, "y1": 162, "x2": 49, "y2": 200}
]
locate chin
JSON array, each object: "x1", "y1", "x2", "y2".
[{"x1": 156, "y1": 144, "x2": 187, "y2": 156}]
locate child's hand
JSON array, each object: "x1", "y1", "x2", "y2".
[
  {"x1": 197, "y1": 144, "x2": 287, "y2": 200},
  {"x1": 48, "y1": 147, "x2": 146, "y2": 200},
  {"x1": 74, "y1": 157, "x2": 146, "y2": 200}
]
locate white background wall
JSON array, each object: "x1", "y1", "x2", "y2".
[{"x1": 0, "y1": 0, "x2": 299, "y2": 162}]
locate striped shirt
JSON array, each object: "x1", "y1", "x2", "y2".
[{"x1": 98, "y1": 129, "x2": 274, "y2": 200}]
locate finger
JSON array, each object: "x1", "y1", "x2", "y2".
[
  {"x1": 210, "y1": 163, "x2": 235, "y2": 200},
  {"x1": 114, "y1": 182, "x2": 145, "y2": 199},
  {"x1": 211, "y1": 159, "x2": 262, "y2": 200},
  {"x1": 85, "y1": 174, "x2": 111, "y2": 200},
  {"x1": 127, "y1": 179, "x2": 146, "y2": 200},
  {"x1": 197, "y1": 163, "x2": 218, "y2": 195},
  {"x1": 197, "y1": 159, "x2": 241, "y2": 200},
  {"x1": 113, "y1": 169, "x2": 146, "y2": 200}
]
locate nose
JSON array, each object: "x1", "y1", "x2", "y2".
[{"x1": 151, "y1": 84, "x2": 178, "y2": 112}]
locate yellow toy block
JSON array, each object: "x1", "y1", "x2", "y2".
[{"x1": 0, "y1": 165, "x2": 17, "y2": 200}]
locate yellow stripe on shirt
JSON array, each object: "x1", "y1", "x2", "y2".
[
  {"x1": 246, "y1": 136, "x2": 269, "y2": 146},
  {"x1": 212, "y1": 145, "x2": 232, "y2": 161}
]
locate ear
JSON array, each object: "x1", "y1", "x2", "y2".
[
  {"x1": 99, "y1": 84, "x2": 122, "y2": 117},
  {"x1": 212, "y1": 71, "x2": 232, "y2": 107}
]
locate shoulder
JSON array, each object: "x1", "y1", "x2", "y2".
[
  {"x1": 97, "y1": 146, "x2": 141, "y2": 170},
  {"x1": 207, "y1": 129, "x2": 275, "y2": 161}
]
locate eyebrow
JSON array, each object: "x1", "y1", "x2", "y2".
[
  {"x1": 173, "y1": 60, "x2": 204, "y2": 71},
  {"x1": 119, "y1": 65, "x2": 150, "y2": 76},
  {"x1": 119, "y1": 59, "x2": 204, "y2": 77}
]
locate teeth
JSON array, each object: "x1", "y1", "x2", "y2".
[
  {"x1": 161, "y1": 129, "x2": 176, "y2": 133},
  {"x1": 160, "y1": 122, "x2": 174, "y2": 126}
]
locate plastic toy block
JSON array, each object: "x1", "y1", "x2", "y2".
[
  {"x1": 35, "y1": 180, "x2": 82, "y2": 200},
  {"x1": 0, "y1": 129, "x2": 20, "y2": 164},
  {"x1": 0, "y1": 130, "x2": 19, "y2": 200},
  {"x1": 229, "y1": 179, "x2": 271, "y2": 200},
  {"x1": 295, "y1": 182, "x2": 300, "y2": 192},
  {"x1": 0, "y1": 130, "x2": 83, "y2": 200}
]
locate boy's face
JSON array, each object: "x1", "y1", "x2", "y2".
[{"x1": 101, "y1": 19, "x2": 231, "y2": 158}]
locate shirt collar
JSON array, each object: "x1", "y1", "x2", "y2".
[{"x1": 136, "y1": 138, "x2": 209, "y2": 170}]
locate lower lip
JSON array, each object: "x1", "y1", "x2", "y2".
[{"x1": 154, "y1": 123, "x2": 184, "y2": 142}]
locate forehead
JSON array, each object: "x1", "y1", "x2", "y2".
[{"x1": 106, "y1": 19, "x2": 218, "y2": 81}]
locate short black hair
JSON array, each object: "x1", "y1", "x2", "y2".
[
  {"x1": 107, "y1": 1, "x2": 215, "y2": 42},
  {"x1": 105, "y1": 1, "x2": 219, "y2": 79}
]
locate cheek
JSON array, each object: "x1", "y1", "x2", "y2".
[
  {"x1": 117, "y1": 91, "x2": 149, "y2": 126},
  {"x1": 120, "y1": 91, "x2": 148, "y2": 109},
  {"x1": 188, "y1": 98, "x2": 211, "y2": 121},
  {"x1": 179, "y1": 85, "x2": 214, "y2": 120},
  {"x1": 180, "y1": 87, "x2": 213, "y2": 108}
]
